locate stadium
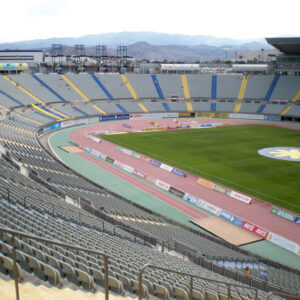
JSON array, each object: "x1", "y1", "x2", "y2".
[{"x1": 0, "y1": 37, "x2": 299, "y2": 300}]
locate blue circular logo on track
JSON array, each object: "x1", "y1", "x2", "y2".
[{"x1": 258, "y1": 147, "x2": 300, "y2": 161}]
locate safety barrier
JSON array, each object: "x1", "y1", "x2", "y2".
[{"x1": 0, "y1": 226, "x2": 109, "y2": 300}]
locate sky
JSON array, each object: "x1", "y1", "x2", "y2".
[{"x1": 1, "y1": 0, "x2": 300, "y2": 43}]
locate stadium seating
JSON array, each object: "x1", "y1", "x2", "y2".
[{"x1": 0, "y1": 73, "x2": 299, "y2": 299}]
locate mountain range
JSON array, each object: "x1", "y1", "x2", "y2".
[{"x1": 0, "y1": 32, "x2": 274, "y2": 61}]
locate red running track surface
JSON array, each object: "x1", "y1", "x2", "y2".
[{"x1": 69, "y1": 118, "x2": 300, "y2": 244}]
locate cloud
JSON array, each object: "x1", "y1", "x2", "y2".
[{"x1": 27, "y1": 0, "x2": 67, "y2": 17}]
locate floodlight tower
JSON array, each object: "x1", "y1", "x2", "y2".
[
  {"x1": 96, "y1": 45, "x2": 107, "y2": 71},
  {"x1": 51, "y1": 44, "x2": 63, "y2": 64},
  {"x1": 74, "y1": 44, "x2": 86, "y2": 63},
  {"x1": 117, "y1": 45, "x2": 127, "y2": 68}
]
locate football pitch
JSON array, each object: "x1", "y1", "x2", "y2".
[{"x1": 103, "y1": 124, "x2": 300, "y2": 213}]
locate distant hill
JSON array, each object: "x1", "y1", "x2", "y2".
[
  {"x1": 0, "y1": 31, "x2": 270, "y2": 49},
  {"x1": 0, "y1": 32, "x2": 275, "y2": 62}
]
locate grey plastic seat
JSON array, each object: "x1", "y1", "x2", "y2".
[
  {"x1": 75, "y1": 268, "x2": 95, "y2": 291},
  {"x1": 108, "y1": 275, "x2": 124, "y2": 295},
  {"x1": 130, "y1": 279, "x2": 149, "y2": 297},
  {"x1": 0, "y1": 253, "x2": 23, "y2": 279},
  {"x1": 174, "y1": 285, "x2": 188, "y2": 300},
  {"x1": 40, "y1": 261, "x2": 62, "y2": 286},
  {"x1": 153, "y1": 283, "x2": 170, "y2": 300}
]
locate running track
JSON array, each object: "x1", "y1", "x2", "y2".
[{"x1": 69, "y1": 118, "x2": 300, "y2": 245}]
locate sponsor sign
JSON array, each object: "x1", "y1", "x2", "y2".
[
  {"x1": 230, "y1": 191, "x2": 252, "y2": 204},
  {"x1": 145, "y1": 175, "x2": 156, "y2": 184},
  {"x1": 270, "y1": 207, "x2": 296, "y2": 222},
  {"x1": 61, "y1": 120, "x2": 74, "y2": 128},
  {"x1": 90, "y1": 148, "x2": 101, "y2": 157},
  {"x1": 99, "y1": 114, "x2": 130, "y2": 122},
  {"x1": 215, "y1": 113, "x2": 229, "y2": 119},
  {"x1": 155, "y1": 179, "x2": 170, "y2": 191},
  {"x1": 220, "y1": 210, "x2": 244, "y2": 227},
  {"x1": 44, "y1": 122, "x2": 61, "y2": 133},
  {"x1": 150, "y1": 159, "x2": 161, "y2": 168},
  {"x1": 179, "y1": 112, "x2": 191, "y2": 117},
  {"x1": 197, "y1": 112, "x2": 215, "y2": 118},
  {"x1": 184, "y1": 194, "x2": 201, "y2": 206},
  {"x1": 267, "y1": 232, "x2": 300, "y2": 255},
  {"x1": 161, "y1": 64, "x2": 199, "y2": 71},
  {"x1": 88, "y1": 135, "x2": 101, "y2": 143},
  {"x1": 122, "y1": 164, "x2": 134, "y2": 174},
  {"x1": 198, "y1": 202, "x2": 222, "y2": 216},
  {"x1": 197, "y1": 178, "x2": 215, "y2": 189},
  {"x1": 264, "y1": 115, "x2": 281, "y2": 121},
  {"x1": 113, "y1": 160, "x2": 125, "y2": 169},
  {"x1": 242, "y1": 221, "x2": 269, "y2": 239},
  {"x1": 105, "y1": 156, "x2": 115, "y2": 164},
  {"x1": 168, "y1": 186, "x2": 185, "y2": 198},
  {"x1": 160, "y1": 163, "x2": 173, "y2": 172},
  {"x1": 85, "y1": 147, "x2": 91, "y2": 153},
  {"x1": 254, "y1": 226, "x2": 269, "y2": 239},
  {"x1": 130, "y1": 112, "x2": 178, "y2": 120},
  {"x1": 133, "y1": 169, "x2": 145, "y2": 179},
  {"x1": 242, "y1": 221, "x2": 255, "y2": 232},
  {"x1": 229, "y1": 113, "x2": 264, "y2": 120},
  {"x1": 214, "y1": 185, "x2": 230, "y2": 195},
  {"x1": 295, "y1": 217, "x2": 300, "y2": 224},
  {"x1": 172, "y1": 168, "x2": 187, "y2": 178}
]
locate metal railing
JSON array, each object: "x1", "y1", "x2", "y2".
[
  {"x1": 0, "y1": 226, "x2": 109, "y2": 300},
  {"x1": 138, "y1": 263, "x2": 259, "y2": 300}
]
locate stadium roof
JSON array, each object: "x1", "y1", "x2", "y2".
[{"x1": 266, "y1": 37, "x2": 300, "y2": 55}]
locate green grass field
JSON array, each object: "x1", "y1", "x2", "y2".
[{"x1": 103, "y1": 125, "x2": 300, "y2": 213}]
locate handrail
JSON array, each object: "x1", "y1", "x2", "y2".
[
  {"x1": 0, "y1": 226, "x2": 109, "y2": 300},
  {"x1": 266, "y1": 291, "x2": 300, "y2": 300},
  {"x1": 138, "y1": 263, "x2": 258, "y2": 300}
]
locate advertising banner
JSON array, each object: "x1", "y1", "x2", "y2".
[
  {"x1": 270, "y1": 207, "x2": 296, "y2": 222},
  {"x1": 133, "y1": 169, "x2": 145, "y2": 179},
  {"x1": 122, "y1": 123, "x2": 132, "y2": 129},
  {"x1": 242, "y1": 221, "x2": 255, "y2": 232},
  {"x1": 215, "y1": 113, "x2": 229, "y2": 118},
  {"x1": 172, "y1": 168, "x2": 187, "y2": 178},
  {"x1": 150, "y1": 159, "x2": 161, "y2": 168},
  {"x1": 99, "y1": 114, "x2": 130, "y2": 122},
  {"x1": 229, "y1": 191, "x2": 252, "y2": 204},
  {"x1": 61, "y1": 120, "x2": 74, "y2": 128},
  {"x1": 242, "y1": 221, "x2": 269, "y2": 239},
  {"x1": 267, "y1": 232, "x2": 300, "y2": 255},
  {"x1": 155, "y1": 179, "x2": 170, "y2": 191},
  {"x1": 229, "y1": 113, "x2": 264, "y2": 120},
  {"x1": 168, "y1": 186, "x2": 185, "y2": 198},
  {"x1": 88, "y1": 135, "x2": 101, "y2": 143},
  {"x1": 197, "y1": 112, "x2": 215, "y2": 118},
  {"x1": 197, "y1": 178, "x2": 215, "y2": 189},
  {"x1": 214, "y1": 185, "x2": 230, "y2": 195},
  {"x1": 198, "y1": 202, "x2": 222, "y2": 216},
  {"x1": 145, "y1": 175, "x2": 156, "y2": 184},
  {"x1": 184, "y1": 194, "x2": 201, "y2": 206},
  {"x1": 105, "y1": 156, "x2": 115, "y2": 164},
  {"x1": 122, "y1": 164, "x2": 134, "y2": 174},
  {"x1": 130, "y1": 112, "x2": 178, "y2": 120},
  {"x1": 160, "y1": 163, "x2": 173, "y2": 172},
  {"x1": 220, "y1": 210, "x2": 244, "y2": 227},
  {"x1": 264, "y1": 115, "x2": 281, "y2": 121}
]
